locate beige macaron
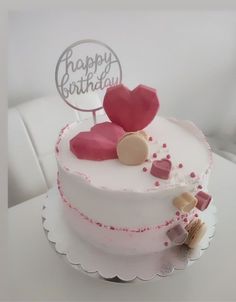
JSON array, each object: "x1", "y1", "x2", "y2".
[
  {"x1": 117, "y1": 132, "x2": 149, "y2": 165},
  {"x1": 173, "y1": 192, "x2": 197, "y2": 213},
  {"x1": 185, "y1": 219, "x2": 207, "y2": 249}
]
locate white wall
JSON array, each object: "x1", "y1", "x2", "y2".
[{"x1": 8, "y1": 10, "x2": 236, "y2": 135}]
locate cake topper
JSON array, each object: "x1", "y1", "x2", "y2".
[{"x1": 55, "y1": 39, "x2": 122, "y2": 123}]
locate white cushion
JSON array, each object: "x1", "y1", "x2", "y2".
[{"x1": 8, "y1": 94, "x2": 102, "y2": 206}]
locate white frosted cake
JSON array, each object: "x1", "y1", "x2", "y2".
[{"x1": 55, "y1": 84, "x2": 213, "y2": 255}]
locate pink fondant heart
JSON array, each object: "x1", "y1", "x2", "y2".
[
  {"x1": 150, "y1": 159, "x2": 172, "y2": 179},
  {"x1": 103, "y1": 84, "x2": 159, "y2": 131},
  {"x1": 70, "y1": 122, "x2": 125, "y2": 160}
]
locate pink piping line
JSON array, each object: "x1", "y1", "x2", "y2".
[{"x1": 57, "y1": 176, "x2": 193, "y2": 233}]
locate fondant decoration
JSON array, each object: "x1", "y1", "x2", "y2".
[
  {"x1": 197, "y1": 185, "x2": 203, "y2": 189},
  {"x1": 166, "y1": 154, "x2": 171, "y2": 159},
  {"x1": 152, "y1": 153, "x2": 157, "y2": 158},
  {"x1": 150, "y1": 159, "x2": 172, "y2": 179},
  {"x1": 148, "y1": 136, "x2": 153, "y2": 141},
  {"x1": 117, "y1": 132, "x2": 149, "y2": 165},
  {"x1": 173, "y1": 192, "x2": 197, "y2": 213},
  {"x1": 162, "y1": 143, "x2": 167, "y2": 148},
  {"x1": 103, "y1": 84, "x2": 159, "y2": 132},
  {"x1": 190, "y1": 172, "x2": 196, "y2": 178},
  {"x1": 178, "y1": 163, "x2": 183, "y2": 168},
  {"x1": 185, "y1": 219, "x2": 207, "y2": 249},
  {"x1": 142, "y1": 167, "x2": 147, "y2": 172},
  {"x1": 195, "y1": 191, "x2": 212, "y2": 211},
  {"x1": 70, "y1": 122, "x2": 125, "y2": 160},
  {"x1": 167, "y1": 224, "x2": 188, "y2": 245}
]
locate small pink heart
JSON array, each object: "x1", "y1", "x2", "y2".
[
  {"x1": 103, "y1": 84, "x2": 159, "y2": 131},
  {"x1": 150, "y1": 159, "x2": 172, "y2": 179},
  {"x1": 70, "y1": 122, "x2": 125, "y2": 160}
]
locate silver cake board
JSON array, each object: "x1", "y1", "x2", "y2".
[{"x1": 42, "y1": 187, "x2": 216, "y2": 282}]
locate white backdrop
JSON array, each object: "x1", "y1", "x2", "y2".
[{"x1": 8, "y1": 10, "x2": 236, "y2": 144}]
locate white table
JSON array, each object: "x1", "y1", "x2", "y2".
[{"x1": 7, "y1": 154, "x2": 236, "y2": 301}]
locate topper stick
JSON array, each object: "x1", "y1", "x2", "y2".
[
  {"x1": 92, "y1": 110, "x2": 97, "y2": 125},
  {"x1": 75, "y1": 110, "x2": 80, "y2": 122}
]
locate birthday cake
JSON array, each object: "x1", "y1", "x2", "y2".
[{"x1": 56, "y1": 84, "x2": 213, "y2": 255}]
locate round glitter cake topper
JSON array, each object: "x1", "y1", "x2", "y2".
[{"x1": 55, "y1": 39, "x2": 122, "y2": 122}]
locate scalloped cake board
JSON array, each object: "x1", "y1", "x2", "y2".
[{"x1": 42, "y1": 187, "x2": 216, "y2": 282}]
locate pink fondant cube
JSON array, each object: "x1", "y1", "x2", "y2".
[
  {"x1": 167, "y1": 224, "x2": 188, "y2": 244},
  {"x1": 195, "y1": 191, "x2": 212, "y2": 211}
]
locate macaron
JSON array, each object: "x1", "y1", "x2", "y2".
[
  {"x1": 117, "y1": 132, "x2": 149, "y2": 165},
  {"x1": 185, "y1": 219, "x2": 207, "y2": 249},
  {"x1": 173, "y1": 192, "x2": 197, "y2": 213}
]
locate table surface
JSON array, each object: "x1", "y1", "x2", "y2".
[{"x1": 6, "y1": 153, "x2": 236, "y2": 301}]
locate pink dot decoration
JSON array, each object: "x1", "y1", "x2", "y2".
[
  {"x1": 152, "y1": 153, "x2": 157, "y2": 158},
  {"x1": 166, "y1": 154, "x2": 171, "y2": 159},
  {"x1": 155, "y1": 181, "x2": 160, "y2": 186},
  {"x1": 176, "y1": 211, "x2": 180, "y2": 216},
  {"x1": 178, "y1": 163, "x2": 183, "y2": 168},
  {"x1": 149, "y1": 136, "x2": 153, "y2": 141},
  {"x1": 198, "y1": 185, "x2": 203, "y2": 189},
  {"x1": 190, "y1": 172, "x2": 196, "y2": 178},
  {"x1": 162, "y1": 143, "x2": 167, "y2": 148},
  {"x1": 195, "y1": 213, "x2": 199, "y2": 217},
  {"x1": 164, "y1": 241, "x2": 169, "y2": 246},
  {"x1": 143, "y1": 167, "x2": 147, "y2": 172},
  {"x1": 183, "y1": 218, "x2": 188, "y2": 223}
]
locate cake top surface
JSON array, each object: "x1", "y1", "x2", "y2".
[{"x1": 56, "y1": 115, "x2": 212, "y2": 192}]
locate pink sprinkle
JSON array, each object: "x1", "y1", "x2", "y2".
[
  {"x1": 195, "y1": 214, "x2": 199, "y2": 217},
  {"x1": 183, "y1": 218, "x2": 188, "y2": 223},
  {"x1": 190, "y1": 172, "x2": 196, "y2": 178},
  {"x1": 152, "y1": 153, "x2": 157, "y2": 158},
  {"x1": 149, "y1": 136, "x2": 153, "y2": 141},
  {"x1": 198, "y1": 185, "x2": 203, "y2": 189},
  {"x1": 178, "y1": 163, "x2": 183, "y2": 168},
  {"x1": 155, "y1": 181, "x2": 160, "y2": 186},
  {"x1": 176, "y1": 211, "x2": 180, "y2": 216},
  {"x1": 162, "y1": 143, "x2": 167, "y2": 148},
  {"x1": 166, "y1": 154, "x2": 171, "y2": 159},
  {"x1": 164, "y1": 241, "x2": 169, "y2": 246},
  {"x1": 143, "y1": 167, "x2": 147, "y2": 172},
  {"x1": 110, "y1": 226, "x2": 115, "y2": 230}
]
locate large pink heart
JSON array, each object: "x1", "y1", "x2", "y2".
[
  {"x1": 103, "y1": 84, "x2": 160, "y2": 131},
  {"x1": 70, "y1": 122, "x2": 125, "y2": 160}
]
